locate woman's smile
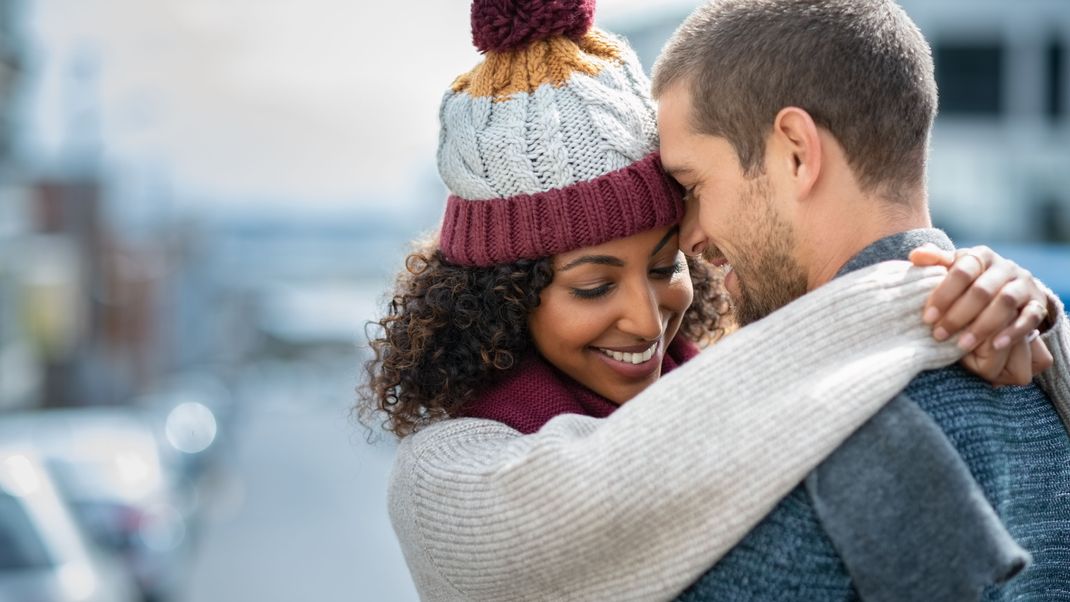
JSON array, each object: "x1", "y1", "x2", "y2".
[
  {"x1": 590, "y1": 339, "x2": 664, "y2": 380},
  {"x1": 528, "y1": 225, "x2": 693, "y2": 404},
  {"x1": 593, "y1": 340, "x2": 658, "y2": 364}
]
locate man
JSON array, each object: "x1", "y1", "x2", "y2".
[{"x1": 653, "y1": 0, "x2": 1070, "y2": 599}]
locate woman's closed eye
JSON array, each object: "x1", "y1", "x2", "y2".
[
  {"x1": 650, "y1": 261, "x2": 684, "y2": 280},
  {"x1": 569, "y1": 282, "x2": 612, "y2": 299},
  {"x1": 568, "y1": 262, "x2": 683, "y2": 299}
]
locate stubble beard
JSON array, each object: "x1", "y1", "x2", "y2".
[{"x1": 731, "y1": 179, "x2": 809, "y2": 326}]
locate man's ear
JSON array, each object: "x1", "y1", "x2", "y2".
[{"x1": 771, "y1": 107, "x2": 822, "y2": 199}]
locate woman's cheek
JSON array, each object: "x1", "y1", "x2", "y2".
[{"x1": 672, "y1": 267, "x2": 695, "y2": 310}]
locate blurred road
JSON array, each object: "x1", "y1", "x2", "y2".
[{"x1": 181, "y1": 358, "x2": 418, "y2": 602}]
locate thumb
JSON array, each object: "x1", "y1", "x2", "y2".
[{"x1": 909, "y1": 243, "x2": 955, "y2": 267}]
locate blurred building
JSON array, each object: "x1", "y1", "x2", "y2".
[
  {"x1": 0, "y1": 0, "x2": 42, "y2": 410},
  {"x1": 911, "y1": 0, "x2": 1070, "y2": 244},
  {"x1": 615, "y1": 0, "x2": 1070, "y2": 245},
  {"x1": 0, "y1": 0, "x2": 241, "y2": 410},
  {"x1": 4, "y1": 0, "x2": 1067, "y2": 410},
  {"x1": 206, "y1": 208, "x2": 410, "y2": 361},
  {"x1": 0, "y1": 0, "x2": 18, "y2": 164}
]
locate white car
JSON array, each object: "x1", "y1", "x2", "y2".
[
  {"x1": 0, "y1": 448, "x2": 139, "y2": 602},
  {"x1": 0, "y1": 408, "x2": 192, "y2": 602}
]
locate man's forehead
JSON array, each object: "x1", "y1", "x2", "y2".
[
  {"x1": 657, "y1": 123, "x2": 698, "y2": 178},
  {"x1": 656, "y1": 88, "x2": 696, "y2": 155},
  {"x1": 655, "y1": 79, "x2": 694, "y2": 117}
]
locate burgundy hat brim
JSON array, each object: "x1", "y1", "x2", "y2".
[{"x1": 440, "y1": 152, "x2": 684, "y2": 267}]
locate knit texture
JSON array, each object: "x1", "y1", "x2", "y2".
[
  {"x1": 440, "y1": 151, "x2": 683, "y2": 266},
  {"x1": 387, "y1": 262, "x2": 1070, "y2": 601},
  {"x1": 452, "y1": 30, "x2": 622, "y2": 100},
  {"x1": 471, "y1": 0, "x2": 596, "y2": 53},
  {"x1": 437, "y1": 3, "x2": 680, "y2": 266},
  {"x1": 390, "y1": 262, "x2": 988, "y2": 601},
  {"x1": 676, "y1": 230, "x2": 1070, "y2": 601},
  {"x1": 1038, "y1": 294, "x2": 1070, "y2": 428},
  {"x1": 676, "y1": 364, "x2": 1070, "y2": 602},
  {"x1": 787, "y1": 228, "x2": 1031, "y2": 602},
  {"x1": 460, "y1": 337, "x2": 698, "y2": 433}
]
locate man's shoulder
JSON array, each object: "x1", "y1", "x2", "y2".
[
  {"x1": 903, "y1": 364, "x2": 1061, "y2": 443},
  {"x1": 906, "y1": 364, "x2": 990, "y2": 394},
  {"x1": 904, "y1": 364, "x2": 1050, "y2": 406}
]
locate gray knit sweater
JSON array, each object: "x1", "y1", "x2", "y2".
[
  {"x1": 386, "y1": 262, "x2": 1070, "y2": 601},
  {"x1": 677, "y1": 229, "x2": 1070, "y2": 601}
]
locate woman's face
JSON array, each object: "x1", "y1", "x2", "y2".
[{"x1": 528, "y1": 225, "x2": 693, "y2": 404}]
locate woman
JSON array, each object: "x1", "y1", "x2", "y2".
[{"x1": 362, "y1": 1, "x2": 1068, "y2": 599}]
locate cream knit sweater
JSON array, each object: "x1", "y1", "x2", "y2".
[{"x1": 387, "y1": 262, "x2": 1070, "y2": 602}]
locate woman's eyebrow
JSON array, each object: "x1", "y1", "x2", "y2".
[
  {"x1": 558, "y1": 226, "x2": 680, "y2": 271},
  {"x1": 558, "y1": 255, "x2": 625, "y2": 271},
  {"x1": 651, "y1": 226, "x2": 681, "y2": 257}
]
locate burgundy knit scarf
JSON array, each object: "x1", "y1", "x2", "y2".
[{"x1": 461, "y1": 338, "x2": 700, "y2": 434}]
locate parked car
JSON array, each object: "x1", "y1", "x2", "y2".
[
  {"x1": 0, "y1": 448, "x2": 139, "y2": 602},
  {"x1": 0, "y1": 408, "x2": 192, "y2": 602}
]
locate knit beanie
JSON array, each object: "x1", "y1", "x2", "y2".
[{"x1": 437, "y1": 0, "x2": 684, "y2": 267}]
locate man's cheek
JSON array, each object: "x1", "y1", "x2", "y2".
[{"x1": 700, "y1": 208, "x2": 721, "y2": 239}]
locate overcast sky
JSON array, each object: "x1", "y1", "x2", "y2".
[{"x1": 15, "y1": 0, "x2": 702, "y2": 217}]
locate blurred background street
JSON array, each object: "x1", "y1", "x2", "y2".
[
  {"x1": 0, "y1": 0, "x2": 1068, "y2": 601},
  {"x1": 180, "y1": 354, "x2": 415, "y2": 602}
]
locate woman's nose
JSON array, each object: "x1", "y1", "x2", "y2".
[{"x1": 617, "y1": 282, "x2": 663, "y2": 340}]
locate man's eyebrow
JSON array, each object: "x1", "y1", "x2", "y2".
[
  {"x1": 651, "y1": 225, "x2": 680, "y2": 257},
  {"x1": 558, "y1": 255, "x2": 625, "y2": 271}
]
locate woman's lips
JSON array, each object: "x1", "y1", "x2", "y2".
[
  {"x1": 590, "y1": 339, "x2": 662, "y2": 380},
  {"x1": 596, "y1": 341, "x2": 658, "y2": 355}
]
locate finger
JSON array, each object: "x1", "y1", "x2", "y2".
[
  {"x1": 955, "y1": 245, "x2": 997, "y2": 264},
  {"x1": 908, "y1": 244, "x2": 956, "y2": 267},
  {"x1": 962, "y1": 341, "x2": 1011, "y2": 384},
  {"x1": 925, "y1": 254, "x2": 987, "y2": 327},
  {"x1": 992, "y1": 297, "x2": 1050, "y2": 350},
  {"x1": 999, "y1": 339, "x2": 1034, "y2": 387},
  {"x1": 959, "y1": 354, "x2": 984, "y2": 382},
  {"x1": 933, "y1": 258, "x2": 1017, "y2": 341},
  {"x1": 1030, "y1": 336, "x2": 1054, "y2": 375},
  {"x1": 956, "y1": 278, "x2": 1032, "y2": 351},
  {"x1": 926, "y1": 246, "x2": 997, "y2": 323}
]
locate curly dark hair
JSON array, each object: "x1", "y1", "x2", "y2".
[{"x1": 359, "y1": 236, "x2": 729, "y2": 438}]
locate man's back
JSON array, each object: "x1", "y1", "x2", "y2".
[
  {"x1": 677, "y1": 364, "x2": 1070, "y2": 601},
  {"x1": 911, "y1": 366, "x2": 1070, "y2": 599}
]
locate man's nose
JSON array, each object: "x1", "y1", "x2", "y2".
[{"x1": 679, "y1": 201, "x2": 707, "y2": 257}]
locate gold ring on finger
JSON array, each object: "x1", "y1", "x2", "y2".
[{"x1": 960, "y1": 252, "x2": 987, "y2": 272}]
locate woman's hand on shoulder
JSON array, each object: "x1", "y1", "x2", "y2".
[{"x1": 909, "y1": 244, "x2": 1055, "y2": 386}]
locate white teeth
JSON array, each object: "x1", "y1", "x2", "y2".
[{"x1": 599, "y1": 342, "x2": 657, "y2": 365}]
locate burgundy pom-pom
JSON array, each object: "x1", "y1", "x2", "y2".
[{"x1": 471, "y1": 0, "x2": 596, "y2": 53}]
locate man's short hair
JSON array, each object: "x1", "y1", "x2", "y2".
[{"x1": 652, "y1": 0, "x2": 937, "y2": 198}]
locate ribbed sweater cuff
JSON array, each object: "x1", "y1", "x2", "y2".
[{"x1": 1038, "y1": 290, "x2": 1070, "y2": 430}]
